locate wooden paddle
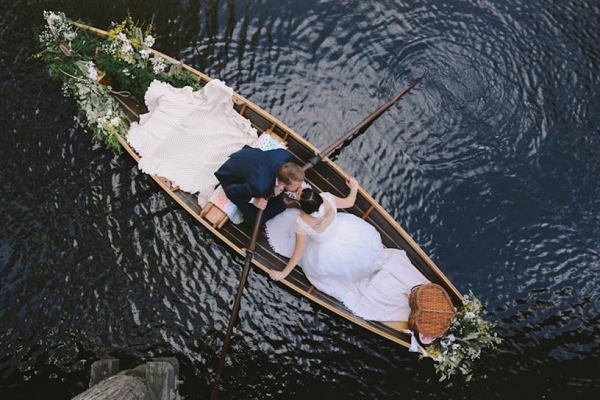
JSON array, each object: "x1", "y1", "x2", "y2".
[
  {"x1": 210, "y1": 74, "x2": 424, "y2": 400},
  {"x1": 304, "y1": 73, "x2": 425, "y2": 169}
]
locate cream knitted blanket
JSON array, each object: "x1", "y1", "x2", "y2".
[{"x1": 127, "y1": 79, "x2": 258, "y2": 206}]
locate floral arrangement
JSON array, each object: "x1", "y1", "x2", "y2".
[
  {"x1": 420, "y1": 291, "x2": 503, "y2": 382},
  {"x1": 37, "y1": 11, "x2": 198, "y2": 152}
]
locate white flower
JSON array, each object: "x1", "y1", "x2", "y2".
[
  {"x1": 121, "y1": 41, "x2": 134, "y2": 54},
  {"x1": 64, "y1": 30, "x2": 76, "y2": 41},
  {"x1": 151, "y1": 55, "x2": 166, "y2": 74},
  {"x1": 139, "y1": 49, "x2": 150, "y2": 59},
  {"x1": 440, "y1": 334, "x2": 456, "y2": 349},
  {"x1": 110, "y1": 117, "x2": 120, "y2": 127},
  {"x1": 76, "y1": 82, "x2": 91, "y2": 95},
  {"x1": 121, "y1": 51, "x2": 134, "y2": 64},
  {"x1": 44, "y1": 11, "x2": 62, "y2": 29},
  {"x1": 144, "y1": 35, "x2": 155, "y2": 47},
  {"x1": 86, "y1": 62, "x2": 98, "y2": 80},
  {"x1": 42, "y1": 11, "x2": 76, "y2": 42}
]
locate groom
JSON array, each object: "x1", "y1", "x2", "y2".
[{"x1": 215, "y1": 145, "x2": 305, "y2": 224}]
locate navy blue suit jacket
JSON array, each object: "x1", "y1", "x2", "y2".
[{"x1": 215, "y1": 145, "x2": 293, "y2": 222}]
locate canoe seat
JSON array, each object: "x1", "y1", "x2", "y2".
[
  {"x1": 264, "y1": 123, "x2": 288, "y2": 145},
  {"x1": 382, "y1": 321, "x2": 410, "y2": 331},
  {"x1": 200, "y1": 202, "x2": 229, "y2": 229},
  {"x1": 232, "y1": 96, "x2": 248, "y2": 116},
  {"x1": 361, "y1": 204, "x2": 375, "y2": 220}
]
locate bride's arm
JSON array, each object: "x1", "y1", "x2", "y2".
[
  {"x1": 334, "y1": 177, "x2": 359, "y2": 209},
  {"x1": 269, "y1": 233, "x2": 307, "y2": 281}
]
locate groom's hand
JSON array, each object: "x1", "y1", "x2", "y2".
[{"x1": 252, "y1": 197, "x2": 268, "y2": 210}]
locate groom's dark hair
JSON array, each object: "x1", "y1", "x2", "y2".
[{"x1": 299, "y1": 188, "x2": 323, "y2": 215}]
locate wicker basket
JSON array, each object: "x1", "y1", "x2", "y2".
[{"x1": 408, "y1": 284, "x2": 457, "y2": 340}]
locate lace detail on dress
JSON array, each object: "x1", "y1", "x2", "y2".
[
  {"x1": 294, "y1": 217, "x2": 312, "y2": 235},
  {"x1": 294, "y1": 192, "x2": 337, "y2": 236}
]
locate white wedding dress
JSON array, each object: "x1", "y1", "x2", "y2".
[{"x1": 265, "y1": 193, "x2": 430, "y2": 321}]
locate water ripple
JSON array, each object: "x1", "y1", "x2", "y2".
[{"x1": 2, "y1": 0, "x2": 600, "y2": 399}]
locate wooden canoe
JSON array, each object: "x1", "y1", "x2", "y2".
[{"x1": 81, "y1": 23, "x2": 463, "y2": 349}]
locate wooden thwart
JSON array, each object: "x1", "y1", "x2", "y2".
[
  {"x1": 361, "y1": 204, "x2": 375, "y2": 220},
  {"x1": 382, "y1": 321, "x2": 410, "y2": 331},
  {"x1": 266, "y1": 123, "x2": 290, "y2": 143},
  {"x1": 201, "y1": 202, "x2": 229, "y2": 228},
  {"x1": 233, "y1": 97, "x2": 248, "y2": 116}
]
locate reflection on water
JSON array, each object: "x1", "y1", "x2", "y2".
[{"x1": 1, "y1": 0, "x2": 599, "y2": 399}]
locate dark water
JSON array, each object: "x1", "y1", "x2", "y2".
[{"x1": 1, "y1": 0, "x2": 599, "y2": 399}]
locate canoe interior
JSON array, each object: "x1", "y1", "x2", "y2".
[{"x1": 108, "y1": 47, "x2": 462, "y2": 349}]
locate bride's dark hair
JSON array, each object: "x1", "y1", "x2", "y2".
[{"x1": 299, "y1": 188, "x2": 323, "y2": 215}]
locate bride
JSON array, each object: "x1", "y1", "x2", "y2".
[{"x1": 266, "y1": 177, "x2": 430, "y2": 322}]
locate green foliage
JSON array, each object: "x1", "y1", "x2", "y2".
[{"x1": 37, "y1": 11, "x2": 199, "y2": 152}]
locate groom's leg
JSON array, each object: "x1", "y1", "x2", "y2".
[{"x1": 236, "y1": 201, "x2": 258, "y2": 224}]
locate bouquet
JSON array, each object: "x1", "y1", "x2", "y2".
[
  {"x1": 421, "y1": 291, "x2": 503, "y2": 381},
  {"x1": 37, "y1": 11, "x2": 198, "y2": 152}
]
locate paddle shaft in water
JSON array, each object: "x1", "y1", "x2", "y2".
[
  {"x1": 210, "y1": 75, "x2": 424, "y2": 399},
  {"x1": 211, "y1": 213, "x2": 263, "y2": 400}
]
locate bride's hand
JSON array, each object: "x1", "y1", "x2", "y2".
[
  {"x1": 269, "y1": 269, "x2": 289, "y2": 281},
  {"x1": 346, "y1": 176, "x2": 358, "y2": 191}
]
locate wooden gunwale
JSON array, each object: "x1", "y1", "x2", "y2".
[{"x1": 83, "y1": 22, "x2": 462, "y2": 348}]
